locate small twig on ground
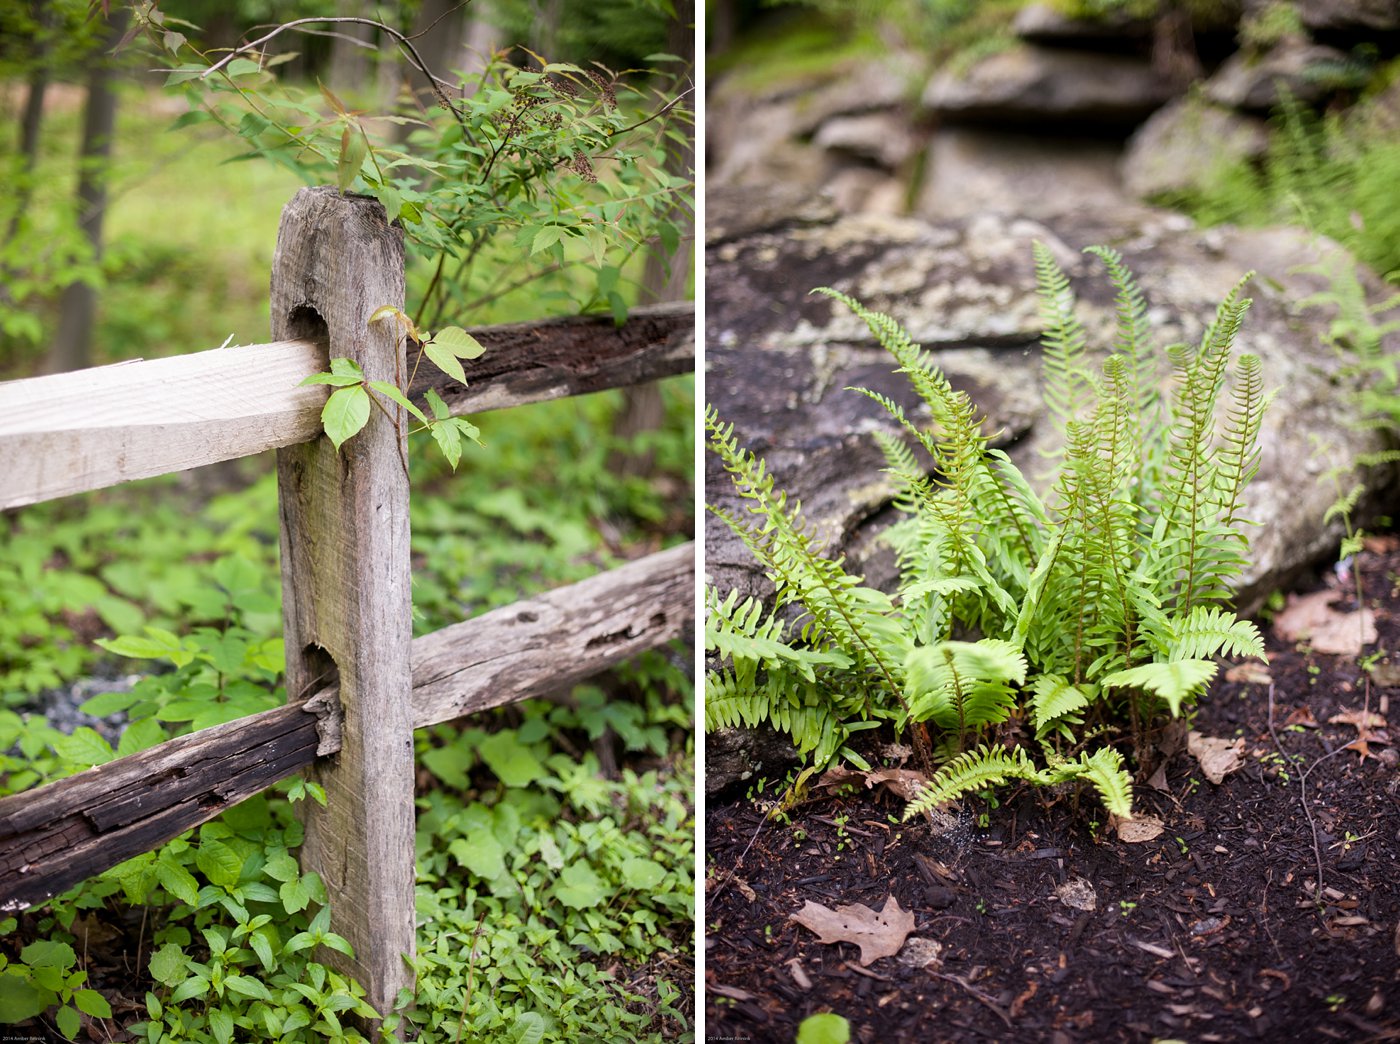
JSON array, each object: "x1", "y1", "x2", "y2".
[
  {"x1": 932, "y1": 971, "x2": 1014, "y2": 1029},
  {"x1": 709, "y1": 808, "x2": 769, "y2": 903},
  {"x1": 1266, "y1": 683, "x2": 1325, "y2": 904}
]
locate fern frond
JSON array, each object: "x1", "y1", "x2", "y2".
[
  {"x1": 1029, "y1": 673, "x2": 1095, "y2": 738},
  {"x1": 905, "y1": 639, "x2": 1027, "y2": 734},
  {"x1": 1084, "y1": 245, "x2": 1160, "y2": 438},
  {"x1": 1162, "y1": 605, "x2": 1267, "y2": 663},
  {"x1": 902, "y1": 743, "x2": 1041, "y2": 820},
  {"x1": 1033, "y1": 241, "x2": 1090, "y2": 444},
  {"x1": 1045, "y1": 747, "x2": 1134, "y2": 818},
  {"x1": 1100, "y1": 659, "x2": 1218, "y2": 716}
]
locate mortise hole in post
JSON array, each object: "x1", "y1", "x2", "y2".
[
  {"x1": 286, "y1": 304, "x2": 329, "y2": 348},
  {"x1": 299, "y1": 642, "x2": 340, "y2": 702}
]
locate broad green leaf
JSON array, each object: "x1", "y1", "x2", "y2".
[
  {"x1": 478, "y1": 732, "x2": 545, "y2": 787},
  {"x1": 375, "y1": 185, "x2": 402, "y2": 223},
  {"x1": 262, "y1": 850, "x2": 299, "y2": 883},
  {"x1": 515, "y1": 1012, "x2": 547, "y2": 1044},
  {"x1": 797, "y1": 1013, "x2": 852, "y2": 1044},
  {"x1": 208, "y1": 1004, "x2": 234, "y2": 1044},
  {"x1": 117, "y1": 718, "x2": 166, "y2": 758},
  {"x1": 225, "y1": 975, "x2": 273, "y2": 1001},
  {"x1": 225, "y1": 58, "x2": 263, "y2": 78},
  {"x1": 78, "y1": 690, "x2": 139, "y2": 717},
  {"x1": 157, "y1": 859, "x2": 200, "y2": 906},
  {"x1": 300, "y1": 372, "x2": 363, "y2": 387},
  {"x1": 432, "y1": 327, "x2": 485, "y2": 360},
  {"x1": 196, "y1": 840, "x2": 242, "y2": 889},
  {"x1": 52, "y1": 727, "x2": 112, "y2": 768},
  {"x1": 554, "y1": 862, "x2": 606, "y2": 909},
  {"x1": 73, "y1": 988, "x2": 112, "y2": 1018},
  {"x1": 530, "y1": 225, "x2": 563, "y2": 255},
  {"x1": 423, "y1": 343, "x2": 467, "y2": 386},
  {"x1": 369, "y1": 380, "x2": 428, "y2": 425},
  {"x1": 21, "y1": 940, "x2": 75, "y2": 969},
  {"x1": 170, "y1": 975, "x2": 209, "y2": 1004},
  {"x1": 421, "y1": 745, "x2": 470, "y2": 790},
  {"x1": 424, "y1": 387, "x2": 451, "y2": 420},
  {"x1": 338, "y1": 124, "x2": 369, "y2": 192},
  {"x1": 148, "y1": 944, "x2": 185, "y2": 986},
  {"x1": 448, "y1": 834, "x2": 505, "y2": 881},
  {"x1": 322, "y1": 386, "x2": 371, "y2": 451},
  {"x1": 329, "y1": 357, "x2": 363, "y2": 379},
  {"x1": 620, "y1": 857, "x2": 666, "y2": 890},
  {"x1": 55, "y1": 1005, "x2": 80, "y2": 1040},
  {"x1": 0, "y1": 977, "x2": 50, "y2": 1023},
  {"x1": 430, "y1": 420, "x2": 463, "y2": 471},
  {"x1": 280, "y1": 877, "x2": 311, "y2": 914}
]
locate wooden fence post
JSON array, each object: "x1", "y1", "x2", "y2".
[{"x1": 269, "y1": 186, "x2": 414, "y2": 1022}]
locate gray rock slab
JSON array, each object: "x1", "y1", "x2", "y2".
[
  {"x1": 922, "y1": 44, "x2": 1176, "y2": 127},
  {"x1": 1123, "y1": 94, "x2": 1270, "y2": 200},
  {"x1": 1205, "y1": 41, "x2": 1349, "y2": 112}
]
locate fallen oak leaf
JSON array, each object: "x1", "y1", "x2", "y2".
[
  {"x1": 1188, "y1": 731, "x2": 1247, "y2": 784},
  {"x1": 790, "y1": 895, "x2": 915, "y2": 966},
  {"x1": 1272, "y1": 589, "x2": 1376, "y2": 655}
]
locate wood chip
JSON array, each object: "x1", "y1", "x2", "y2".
[{"x1": 1130, "y1": 938, "x2": 1176, "y2": 959}]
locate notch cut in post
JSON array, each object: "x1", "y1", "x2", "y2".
[{"x1": 270, "y1": 186, "x2": 414, "y2": 1026}]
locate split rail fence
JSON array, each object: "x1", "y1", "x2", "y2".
[{"x1": 0, "y1": 186, "x2": 695, "y2": 1022}]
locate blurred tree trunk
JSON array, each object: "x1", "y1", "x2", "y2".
[
  {"x1": 328, "y1": 0, "x2": 375, "y2": 98},
  {"x1": 611, "y1": 0, "x2": 694, "y2": 474},
  {"x1": 47, "y1": 7, "x2": 126, "y2": 375},
  {"x1": 3, "y1": 1, "x2": 53, "y2": 252}
]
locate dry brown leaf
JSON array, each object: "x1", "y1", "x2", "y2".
[
  {"x1": 864, "y1": 768, "x2": 929, "y2": 802},
  {"x1": 789, "y1": 895, "x2": 915, "y2": 966},
  {"x1": 1188, "y1": 731, "x2": 1247, "y2": 784},
  {"x1": 1225, "y1": 662, "x2": 1273, "y2": 686},
  {"x1": 1272, "y1": 589, "x2": 1377, "y2": 655},
  {"x1": 1055, "y1": 877, "x2": 1098, "y2": 910},
  {"x1": 1330, "y1": 708, "x2": 1391, "y2": 762},
  {"x1": 1112, "y1": 813, "x2": 1165, "y2": 843},
  {"x1": 1284, "y1": 705, "x2": 1319, "y2": 729}
]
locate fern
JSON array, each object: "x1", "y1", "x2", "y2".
[{"x1": 706, "y1": 245, "x2": 1269, "y2": 821}]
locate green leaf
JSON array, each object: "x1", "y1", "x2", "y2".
[
  {"x1": 77, "y1": 690, "x2": 139, "y2": 717},
  {"x1": 157, "y1": 859, "x2": 200, "y2": 906},
  {"x1": 797, "y1": 1012, "x2": 852, "y2": 1044},
  {"x1": 620, "y1": 857, "x2": 666, "y2": 890},
  {"x1": 337, "y1": 127, "x2": 369, "y2": 195},
  {"x1": 430, "y1": 420, "x2": 463, "y2": 471},
  {"x1": 300, "y1": 372, "x2": 364, "y2": 387},
  {"x1": 329, "y1": 357, "x2": 363, "y2": 379},
  {"x1": 1100, "y1": 660, "x2": 1218, "y2": 716},
  {"x1": 529, "y1": 225, "x2": 564, "y2": 255},
  {"x1": 280, "y1": 878, "x2": 312, "y2": 915},
  {"x1": 225, "y1": 975, "x2": 273, "y2": 1001},
  {"x1": 170, "y1": 975, "x2": 209, "y2": 1004},
  {"x1": 368, "y1": 304, "x2": 405, "y2": 326},
  {"x1": 55, "y1": 1004, "x2": 80, "y2": 1040},
  {"x1": 421, "y1": 745, "x2": 470, "y2": 790},
  {"x1": 225, "y1": 58, "x2": 263, "y2": 78},
  {"x1": 448, "y1": 834, "x2": 505, "y2": 881},
  {"x1": 478, "y1": 732, "x2": 545, "y2": 787},
  {"x1": 52, "y1": 727, "x2": 113, "y2": 768},
  {"x1": 515, "y1": 1011, "x2": 547, "y2": 1044},
  {"x1": 149, "y1": 944, "x2": 185, "y2": 987},
  {"x1": 117, "y1": 718, "x2": 166, "y2": 758},
  {"x1": 73, "y1": 988, "x2": 112, "y2": 1018},
  {"x1": 209, "y1": 1005, "x2": 234, "y2": 1044},
  {"x1": 368, "y1": 380, "x2": 428, "y2": 425},
  {"x1": 424, "y1": 387, "x2": 452, "y2": 420},
  {"x1": 322, "y1": 386, "x2": 371, "y2": 451},
  {"x1": 554, "y1": 862, "x2": 607, "y2": 909},
  {"x1": 262, "y1": 850, "x2": 299, "y2": 883},
  {"x1": 196, "y1": 841, "x2": 242, "y2": 889},
  {"x1": 0, "y1": 976, "x2": 54, "y2": 1024},
  {"x1": 21, "y1": 940, "x2": 75, "y2": 969},
  {"x1": 423, "y1": 343, "x2": 467, "y2": 386},
  {"x1": 431, "y1": 327, "x2": 485, "y2": 360}
]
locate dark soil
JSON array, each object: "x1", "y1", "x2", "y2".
[{"x1": 705, "y1": 538, "x2": 1400, "y2": 1043}]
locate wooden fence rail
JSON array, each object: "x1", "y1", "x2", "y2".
[{"x1": 0, "y1": 186, "x2": 694, "y2": 1028}]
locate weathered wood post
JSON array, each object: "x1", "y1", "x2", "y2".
[{"x1": 269, "y1": 186, "x2": 415, "y2": 1023}]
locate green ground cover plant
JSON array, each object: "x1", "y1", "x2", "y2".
[{"x1": 707, "y1": 245, "x2": 1268, "y2": 821}]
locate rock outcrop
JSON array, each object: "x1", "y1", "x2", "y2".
[{"x1": 705, "y1": 188, "x2": 1399, "y2": 793}]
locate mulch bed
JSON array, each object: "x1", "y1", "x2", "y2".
[{"x1": 705, "y1": 538, "x2": 1400, "y2": 1043}]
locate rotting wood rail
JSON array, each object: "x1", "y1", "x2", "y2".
[{"x1": 0, "y1": 186, "x2": 695, "y2": 1028}]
